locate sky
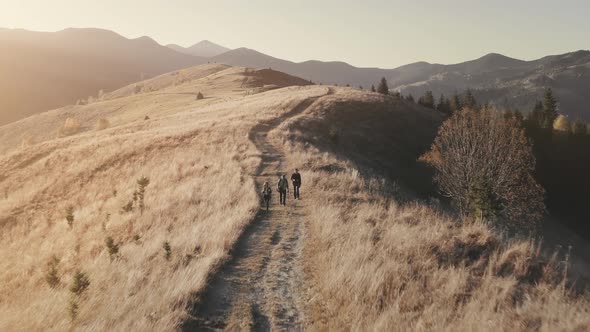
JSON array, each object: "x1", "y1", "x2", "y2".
[{"x1": 1, "y1": 0, "x2": 589, "y2": 68}]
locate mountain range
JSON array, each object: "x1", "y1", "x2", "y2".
[
  {"x1": 207, "y1": 48, "x2": 590, "y2": 121},
  {"x1": 166, "y1": 40, "x2": 230, "y2": 57},
  {"x1": 0, "y1": 28, "x2": 206, "y2": 125},
  {"x1": 1, "y1": 27, "x2": 589, "y2": 125}
]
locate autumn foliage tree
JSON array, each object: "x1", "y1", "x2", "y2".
[{"x1": 421, "y1": 108, "x2": 545, "y2": 224}]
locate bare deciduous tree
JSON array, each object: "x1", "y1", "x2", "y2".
[{"x1": 421, "y1": 108, "x2": 545, "y2": 223}]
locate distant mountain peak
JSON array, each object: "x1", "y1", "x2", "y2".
[
  {"x1": 167, "y1": 40, "x2": 230, "y2": 57},
  {"x1": 476, "y1": 52, "x2": 523, "y2": 63}
]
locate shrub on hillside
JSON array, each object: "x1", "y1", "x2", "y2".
[
  {"x1": 136, "y1": 176, "x2": 150, "y2": 215},
  {"x1": 163, "y1": 241, "x2": 171, "y2": 260},
  {"x1": 45, "y1": 255, "x2": 60, "y2": 288},
  {"x1": 96, "y1": 118, "x2": 110, "y2": 130},
  {"x1": 196, "y1": 92, "x2": 204, "y2": 100},
  {"x1": 58, "y1": 118, "x2": 81, "y2": 137},
  {"x1": 65, "y1": 206, "x2": 75, "y2": 228},
  {"x1": 421, "y1": 108, "x2": 545, "y2": 224},
  {"x1": 553, "y1": 115, "x2": 570, "y2": 133},
  {"x1": 68, "y1": 295, "x2": 79, "y2": 321},
  {"x1": 69, "y1": 271, "x2": 90, "y2": 296},
  {"x1": 105, "y1": 236, "x2": 120, "y2": 261}
]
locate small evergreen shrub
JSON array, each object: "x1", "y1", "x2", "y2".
[
  {"x1": 163, "y1": 241, "x2": 171, "y2": 260},
  {"x1": 105, "y1": 236, "x2": 119, "y2": 261},
  {"x1": 45, "y1": 255, "x2": 60, "y2": 288},
  {"x1": 68, "y1": 295, "x2": 79, "y2": 321},
  {"x1": 65, "y1": 206, "x2": 74, "y2": 228},
  {"x1": 136, "y1": 176, "x2": 150, "y2": 215},
  {"x1": 69, "y1": 271, "x2": 90, "y2": 296}
]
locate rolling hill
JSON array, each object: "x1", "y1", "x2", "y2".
[
  {"x1": 0, "y1": 28, "x2": 206, "y2": 125},
  {"x1": 0, "y1": 64, "x2": 588, "y2": 330}
]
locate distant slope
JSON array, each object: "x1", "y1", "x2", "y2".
[
  {"x1": 0, "y1": 28, "x2": 206, "y2": 125},
  {"x1": 167, "y1": 40, "x2": 230, "y2": 57},
  {"x1": 212, "y1": 48, "x2": 590, "y2": 121},
  {"x1": 0, "y1": 64, "x2": 313, "y2": 155}
]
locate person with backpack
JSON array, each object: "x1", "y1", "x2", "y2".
[
  {"x1": 277, "y1": 175, "x2": 289, "y2": 205},
  {"x1": 291, "y1": 169, "x2": 301, "y2": 199},
  {"x1": 261, "y1": 181, "x2": 272, "y2": 211}
]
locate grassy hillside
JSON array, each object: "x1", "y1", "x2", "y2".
[
  {"x1": 268, "y1": 89, "x2": 590, "y2": 330},
  {"x1": 0, "y1": 65, "x2": 314, "y2": 330},
  {"x1": 0, "y1": 65, "x2": 588, "y2": 331}
]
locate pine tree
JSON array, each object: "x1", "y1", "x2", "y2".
[
  {"x1": 463, "y1": 89, "x2": 478, "y2": 110},
  {"x1": 136, "y1": 176, "x2": 150, "y2": 215},
  {"x1": 543, "y1": 88, "x2": 558, "y2": 126},
  {"x1": 436, "y1": 94, "x2": 451, "y2": 114},
  {"x1": 377, "y1": 77, "x2": 389, "y2": 95},
  {"x1": 572, "y1": 120, "x2": 587, "y2": 136},
  {"x1": 528, "y1": 100, "x2": 544, "y2": 128},
  {"x1": 418, "y1": 91, "x2": 435, "y2": 109},
  {"x1": 370, "y1": 85, "x2": 376, "y2": 93},
  {"x1": 504, "y1": 109, "x2": 514, "y2": 120},
  {"x1": 405, "y1": 94, "x2": 415, "y2": 103},
  {"x1": 450, "y1": 93, "x2": 462, "y2": 113},
  {"x1": 513, "y1": 109, "x2": 524, "y2": 123}
]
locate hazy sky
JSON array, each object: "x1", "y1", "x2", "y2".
[{"x1": 1, "y1": 0, "x2": 589, "y2": 68}]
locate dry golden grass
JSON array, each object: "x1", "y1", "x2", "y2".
[
  {"x1": 1, "y1": 67, "x2": 588, "y2": 331},
  {"x1": 0, "y1": 66, "x2": 317, "y2": 331},
  {"x1": 270, "y1": 88, "x2": 590, "y2": 331}
]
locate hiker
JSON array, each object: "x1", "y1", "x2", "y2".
[
  {"x1": 291, "y1": 169, "x2": 301, "y2": 199},
  {"x1": 262, "y1": 181, "x2": 272, "y2": 211},
  {"x1": 277, "y1": 175, "x2": 289, "y2": 205}
]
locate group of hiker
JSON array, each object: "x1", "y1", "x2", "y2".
[{"x1": 261, "y1": 169, "x2": 301, "y2": 211}]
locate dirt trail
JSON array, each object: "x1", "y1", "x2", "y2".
[{"x1": 181, "y1": 90, "x2": 328, "y2": 331}]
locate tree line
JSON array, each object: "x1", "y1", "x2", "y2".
[
  {"x1": 369, "y1": 76, "x2": 590, "y2": 236},
  {"x1": 370, "y1": 76, "x2": 590, "y2": 136}
]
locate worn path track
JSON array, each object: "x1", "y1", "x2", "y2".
[{"x1": 182, "y1": 90, "x2": 329, "y2": 331}]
